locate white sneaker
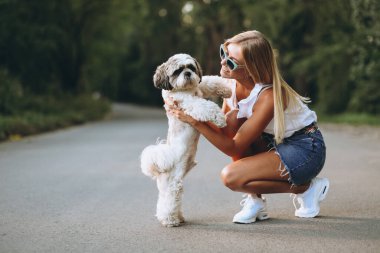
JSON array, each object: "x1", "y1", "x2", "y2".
[
  {"x1": 293, "y1": 177, "x2": 330, "y2": 218},
  {"x1": 232, "y1": 194, "x2": 269, "y2": 224}
]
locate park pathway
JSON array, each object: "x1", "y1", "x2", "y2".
[{"x1": 0, "y1": 104, "x2": 379, "y2": 253}]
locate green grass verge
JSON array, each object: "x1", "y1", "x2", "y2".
[
  {"x1": 0, "y1": 95, "x2": 111, "y2": 141},
  {"x1": 317, "y1": 112, "x2": 380, "y2": 126}
]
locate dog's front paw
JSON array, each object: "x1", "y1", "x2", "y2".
[
  {"x1": 211, "y1": 113, "x2": 227, "y2": 128},
  {"x1": 216, "y1": 87, "x2": 232, "y2": 98},
  {"x1": 214, "y1": 118, "x2": 227, "y2": 128}
]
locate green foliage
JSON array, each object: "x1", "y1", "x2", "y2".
[
  {"x1": 348, "y1": 0, "x2": 380, "y2": 114},
  {"x1": 318, "y1": 112, "x2": 380, "y2": 126},
  {"x1": 0, "y1": 0, "x2": 113, "y2": 93},
  {"x1": 0, "y1": 69, "x2": 23, "y2": 115},
  {"x1": 0, "y1": 0, "x2": 379, "y2": 118},
  {"x1": 0, "y1": 94, "x2": 110, "y2": 141},
  {"x1": 116, "y1": 0, "x2": 187, "y2": 104}
]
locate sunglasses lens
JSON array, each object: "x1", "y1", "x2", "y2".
[
  {"x1": 220, "y1": 46, "x2": 225, "y2": 59},
  {"x1": 226, "y1": 59, "x2": 236, "y2": 70}
]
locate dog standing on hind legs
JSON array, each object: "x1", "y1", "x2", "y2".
[{"x1": 140, "y1": 54, "x2": 231, "y2": 227}]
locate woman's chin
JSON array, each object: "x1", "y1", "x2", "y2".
[{"x1": 220, "y1": 69, "x2": 231, "y2": 78}]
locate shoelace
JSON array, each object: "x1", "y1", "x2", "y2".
[
  {"x1": 239, "y1": 194, "x2": 251, "y2": 207},
  {"x1": 290, "y1": 193, "x2": 299, "y2": 210}
]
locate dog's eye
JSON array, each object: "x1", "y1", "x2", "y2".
[
  {"x1": 173, "y1": 67, "x2": 184, "y2": 76},
  {"x1": 187, "y1": 64, "x2": 196, "y2": 72}
]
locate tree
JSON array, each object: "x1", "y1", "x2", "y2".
[
  {"x1": 0, "y1": 0, "x2": 113, "y2": 94},
  {"x1": 348, "y1": 0, "x2": 380, "y2": 113}
]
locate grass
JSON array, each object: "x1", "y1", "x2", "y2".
[
  {"x1": 0, "y1": 94, "x2": 111, "y2": 142},
  {"x1": 317, "y1": 112, "x2": 380, "y2": 126}
]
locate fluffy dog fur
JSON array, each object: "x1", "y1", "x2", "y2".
[{"x1": 140, "y1": 54, "x2": 231, "y2": 227}]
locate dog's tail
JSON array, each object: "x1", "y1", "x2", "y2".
[{"x1": 140, "y1": 143, "x2": 175, "y2": 179}]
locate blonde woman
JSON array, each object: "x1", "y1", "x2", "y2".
[{"x1": 168, "y1": 30, "x2": 329, "y2": 224}]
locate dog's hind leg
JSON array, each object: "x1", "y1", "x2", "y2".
[
  {"x1": 156, "y1": 173, "x2": 183, "y2": 227},
  {"x1": 172, "y1": 162, "x2": 195, "y2": 224}
]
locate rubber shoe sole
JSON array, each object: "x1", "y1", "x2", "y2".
[{"x1": 233, "y1": 211, "x2": 269, "y2": 224}]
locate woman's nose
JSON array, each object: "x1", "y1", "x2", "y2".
[{"x1": 221, "y1": 58, "x2": 227, "y2": 66}]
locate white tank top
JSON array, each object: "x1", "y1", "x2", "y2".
[{"x1": 224, "y1": 79, "x2": 317, "y2": 138}]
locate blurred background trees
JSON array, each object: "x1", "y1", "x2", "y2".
[{"x1": 1, "y1": 0, "x2": 379, "y2": 114}]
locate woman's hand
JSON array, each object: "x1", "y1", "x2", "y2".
[
  {"x1": 168, "y1": 107, "x2": 197, "y2": 125},
  {"x1": 165, "y1": 98, "x2": 198, "y2": 126}
]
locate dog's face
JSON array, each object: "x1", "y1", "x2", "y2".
[{"x1": 153, "y1": 54, "x2": 202, "y2": 91}]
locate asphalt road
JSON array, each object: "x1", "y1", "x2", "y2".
[{"x1": 1, "y1": 104, "x2": 379, "y2": 253}]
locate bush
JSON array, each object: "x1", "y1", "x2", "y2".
[
  {"x1": 0, "y1": 94, "x2": 110, "y2": 141},
  {"x1": 0, "y1": 69, "x2": 23, "y2": 115}
]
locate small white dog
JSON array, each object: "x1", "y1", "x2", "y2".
[{"x1": 140, "y1": 54, "x2": 231, "y2": 227}]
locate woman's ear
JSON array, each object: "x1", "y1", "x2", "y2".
[{"x1": 153, "y1": 63, "x2": 172, "y2": 90}]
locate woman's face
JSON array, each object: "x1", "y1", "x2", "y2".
[{"x1": 220, "y1": 43, "x2": 246, "y2": 79}]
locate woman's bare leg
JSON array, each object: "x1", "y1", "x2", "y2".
[
  {"x1": 221, "y1": 151, "x2": 310, "y2": 195},
  {"x1": 222, "y1": 109, "x2": 291, "y2": 198}
]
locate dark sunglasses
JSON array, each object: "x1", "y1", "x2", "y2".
[{"x1": 220, "y1": 44, "x2": 244, "y2": 71}]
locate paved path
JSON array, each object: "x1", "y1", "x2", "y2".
[{"x1": 1, "y1": 104, "x2": 379, "y2": 253}]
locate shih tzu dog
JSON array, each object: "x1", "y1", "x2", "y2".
[{"x1": 140, "y1": 54, "x2": 231, "y2": 227}]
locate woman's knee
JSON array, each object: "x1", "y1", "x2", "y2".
[
  {"x1": 220, "y1": 165, "x2": 242, "y2": 191},
  {"x1": 221, "y1": 166, "x2": 262, "y2": 193}
]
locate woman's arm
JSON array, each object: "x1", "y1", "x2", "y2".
[{"x1": 168, "y1": 90, "x2": 275, "y2": 157}]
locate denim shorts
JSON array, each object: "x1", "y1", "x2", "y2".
[{"x1": 263, "y1": 125, "x2": 326, "y2": 186}]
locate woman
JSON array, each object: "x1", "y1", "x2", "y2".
[{"x1": 168, "y1": 30, "x2": 329, "y2": 224}]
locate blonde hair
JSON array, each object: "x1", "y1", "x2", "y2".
[{"x1": 225, "y1": 30, "x2": 310, "y2": 144}]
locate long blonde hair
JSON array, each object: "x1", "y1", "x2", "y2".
[{"x1": 225, "y1": 30, "x2": 310, "y2": 144}]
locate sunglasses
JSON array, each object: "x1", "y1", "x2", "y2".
[{"x1": 219, "y1": 44, "x2": 244, "y2": 71}]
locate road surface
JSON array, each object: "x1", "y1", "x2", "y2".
[{"x1": 1, "y1": 104, "x2": 379, "y2": 252}]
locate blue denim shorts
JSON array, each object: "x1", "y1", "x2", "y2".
[{"x1": 263, "y1": 125, "x2": 326, "y2": 186}]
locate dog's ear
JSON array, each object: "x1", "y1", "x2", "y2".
[
  {"x1": 192, "y1": 57, "x2": 203, "y2": 83},
  {"x1": 153, "y1": 63, "x2": 173, "y2": 90}
]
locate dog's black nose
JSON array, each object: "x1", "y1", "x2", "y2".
[{"x1": 184, "y1": 71, "x2": 191, "y2": 77}]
